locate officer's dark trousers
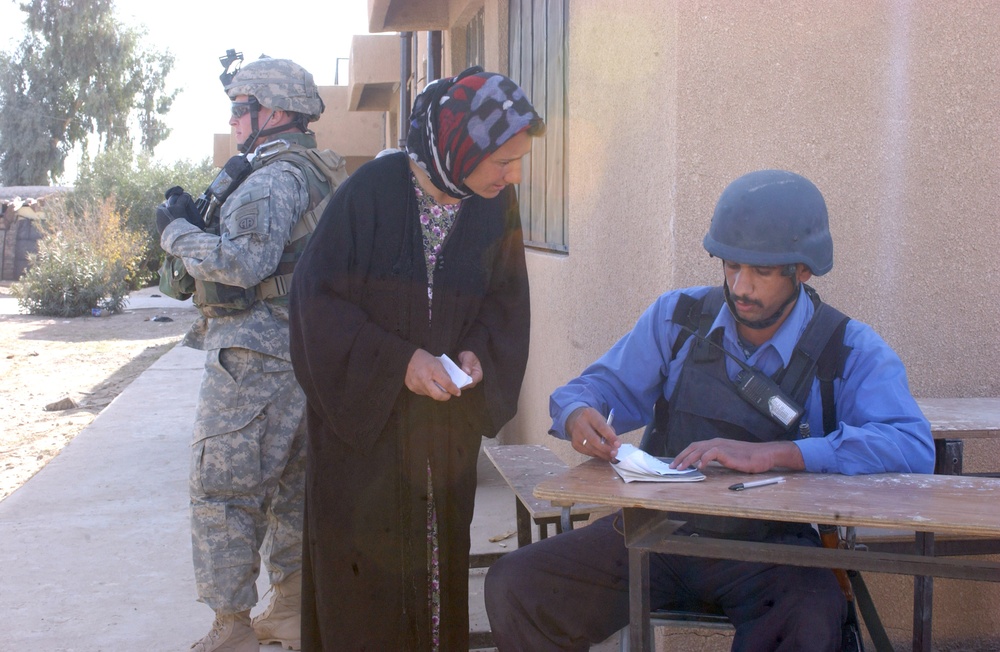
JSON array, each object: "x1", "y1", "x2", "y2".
[{"x1": 485, "y1": 512, "x2": 846, "y2": 652}]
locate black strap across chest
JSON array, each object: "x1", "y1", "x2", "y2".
[
  {"x1": 642, "y1": 285, "x2": 851, "y2": 453},
  {"x1": 675, "y1": 285, "x2": 850, "y2": 434}
]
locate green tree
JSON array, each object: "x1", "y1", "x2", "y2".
[
  {"x1": 72, "y1": 145, "x2": 217, "y2": 286},
  {"x1": 0, "y1": 0, "x2": 178, "y2": 185}
]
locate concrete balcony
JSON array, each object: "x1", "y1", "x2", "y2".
[
  {"x1": 348, "y1": 34, "x2": 401, "y2": 113},
  {"x1": 368, "y1": 0, "x2": 450, "y2": 31}
]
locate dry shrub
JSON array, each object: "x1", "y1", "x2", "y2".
[{"x1": 11, "y1": 195, "x2": 148, "y2": 316}]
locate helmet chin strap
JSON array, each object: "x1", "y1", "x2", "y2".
[
  {"x1": 238, "y1": 106, "x2": 283, "y2": 153},
  {"x1": 723, "y1": 278, "x2": 800, "y2": 330},
  {"x1": 238, "y1": 109, "x2": 306, "y2": 153}
]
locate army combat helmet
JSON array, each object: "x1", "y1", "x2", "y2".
[
  {"x1": 703, "y1": 169, "x2": 834, "y2": 329},
  {"x1": 223, "y1": 55, "x2": 325, "y2": 152}
]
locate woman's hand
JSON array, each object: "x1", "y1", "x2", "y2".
[
  {"x1": 405, "y1": 349, "x2": 459, "y2": 401},
  {"x1": 457, "y1": 350, "x2": 483, "y2": 388}
]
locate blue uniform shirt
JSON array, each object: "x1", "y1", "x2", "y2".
[{"x1": 549, "y1": 285, "x2": 934, "y2": 475}]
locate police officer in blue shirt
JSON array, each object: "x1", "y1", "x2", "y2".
[{"x1": 484, "y1": 169, "x2": 934, "y2": 652}]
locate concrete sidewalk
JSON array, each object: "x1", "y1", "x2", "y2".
[
  {"x1": 0, "y1": 284, "x2": 628, "y2": 650},
  {"x1": 0, "y1": 283, "x2": 193, "y2": 315},
  {"x1": 0, "y1": 343, "x2": 212, "y2": 650},
  {"x1": 0, "y1": 334, "x2": 534, "y2": 650}
]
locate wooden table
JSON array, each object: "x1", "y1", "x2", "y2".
[{"x1": 535, "y1": 459, "x2": 1000, "y2": 652}]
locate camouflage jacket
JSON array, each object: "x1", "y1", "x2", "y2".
[{"x1": 160, "y1": 132, "x2": 316, "y2": 359}]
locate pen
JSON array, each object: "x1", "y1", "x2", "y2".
[
  {"x1": 605, "y1": 408, "x2": 619, "y2": 463},
  {"x1": 728, "y1": 476, "x2": 785, "y2": 491},
  {"x1": 600, "y1": 408, "x2": 615, "y2": 445}
]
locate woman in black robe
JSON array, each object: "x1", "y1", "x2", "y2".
[{"x1": 289, "y1": 67, "x2": 544, "y2": 651}]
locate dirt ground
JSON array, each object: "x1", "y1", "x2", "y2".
[{"x1": 0, "y1": 282, "x2": 198, "y2": 502}]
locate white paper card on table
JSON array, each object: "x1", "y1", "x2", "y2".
[
  {"x1": 437, "y1": 354, "x2": 473, "y2": 389},
  {"x1": 611, "y1": 443, "x2": 706, "y2": 483}
]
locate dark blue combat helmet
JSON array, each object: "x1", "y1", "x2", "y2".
[{"x1": 702, "y1": 170, "x2": 833, "y2": 275}]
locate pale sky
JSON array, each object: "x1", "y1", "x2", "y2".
[{"x1": 0, "y1": 0, "x2": 373, "y2": 181}]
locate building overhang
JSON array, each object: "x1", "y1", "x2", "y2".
[
  {"x1": 348, "y1": 34, "x2": 402, "y2": 112},
  {"x1": 368, "y1": 0, "x2": 450, "y2": 32}
]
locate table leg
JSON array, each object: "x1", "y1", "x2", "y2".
[
  {"x1": 912, "y1": 532, "x2": 934, "y2": 652},
  {"x1": 552, "y1": 500, "x2": 573, "y2": 533},
  {"x1": 933, "y1": 439, "x2": 963, "y2": 475},
  {"x1": 515, "y1": 498, "x2": 532, "y2": 547},
  {"x1": 628, "y1": 545, "x2": 653, "y2": 652},
  {"x1": 622, "y1": 509, "x2": 689, "y2": 652}
]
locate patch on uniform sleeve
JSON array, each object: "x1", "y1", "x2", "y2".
[{"x1": 229, "y1": 199, "x2": 267, "y2": 237}]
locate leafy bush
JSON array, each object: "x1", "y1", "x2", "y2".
[
  {"x1": 72, "y1": 145, "x2": 217, "y2": 286},
  {"x1": 11, "y1": 196, "x2": 146, "y2": 317}
]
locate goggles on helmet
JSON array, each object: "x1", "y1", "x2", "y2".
[{"x1": 230, "y1": 98, "x2": 259, "y2": 119}]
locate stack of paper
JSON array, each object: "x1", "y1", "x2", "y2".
[
  {"x1": 437, "y1": 354, "x2": 473, "y2": 388},
  {"x1": 611, "y1": 444, "x2": 706, "y2": 483}
]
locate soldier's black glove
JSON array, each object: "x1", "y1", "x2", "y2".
[{"x1": 155, "y1": 186, "x2": 205, "y2": 234}]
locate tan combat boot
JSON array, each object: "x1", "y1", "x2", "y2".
[
  {"x1": 190, "y1": 610, "x2": 257, "y2": 652},
  {"x1": 252, "y1": 570, "x2": 302, "y2": 650}
]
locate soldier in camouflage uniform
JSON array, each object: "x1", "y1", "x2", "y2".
[{"x1": 156, "y1": 57, "x2": 327, "y2": 652}]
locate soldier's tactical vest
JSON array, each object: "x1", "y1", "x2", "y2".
[
  {"x1": 643, "y1": 285, "x2": 851, "y2": 539},
  {"x1": 193, "y1": 142, "x2": 348, "y2": 318}
]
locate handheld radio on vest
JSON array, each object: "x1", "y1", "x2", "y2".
[{"x1": 678, "y1": 324, "x2": 804, "y2": 429}]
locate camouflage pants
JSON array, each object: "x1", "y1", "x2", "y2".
[{"x1": 190, "y1": 346, "x2": 306, "y2": 613}]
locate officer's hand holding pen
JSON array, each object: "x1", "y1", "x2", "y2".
[{"x1": 567, "y1": 406, "x2": 621, "y2": 461}]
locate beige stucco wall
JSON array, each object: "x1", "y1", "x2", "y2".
[
  {"x1": 500, "y1": 1, "x2": 1000, "y2": 648},
  {"x1": 513, "y1": 0, "x2": 1000, "y2": 439},
  {"x1": 315, "y1": 86, "x2": 385, "y2": 174},
  {"x1": 349, "y1": 34, "x2": 400, "y2": 113}
]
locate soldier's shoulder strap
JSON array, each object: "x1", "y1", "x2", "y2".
[
  {"x1": 776, "y1": 285, "x2": 852, "y2": 435},
  {"x1": 252, "y1": 144, "x2": 350, "y2": 302},
  {"x1": 656, "y1": 285, "x2": 850, "y2": 438},
  {"x1": 670, "y1": 286, "x2": 726, "y2": 360},
  {"x1": 265, "y1": 145, "x2": 349, "y2": 242}
]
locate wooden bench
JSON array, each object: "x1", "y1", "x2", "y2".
[
  {"x1": 483, "y1": 444, "x2": 608, "y2": 547},
  {"x1": 484, "y1": 444, "x2": 870, "y2": 650},
  {"x1": 473, "y1": 444, "x2": 603, "y2": 651},
  {"x1": 916, "y1": 397, "x2": 1000, "y2": 476},
  {"x1": 473, "y1": 444, "x2": 602, "y2": 650},
  {"x1": 832, "y1": 398, "x2": 1000, "y2": 651}
]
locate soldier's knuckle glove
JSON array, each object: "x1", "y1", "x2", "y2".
[
  {"x1": 155, "y1": 186, "x2": 206, "y2": 233},
  {"x1": 155, "y1": 201, "x2": 173, "y2": 234}
]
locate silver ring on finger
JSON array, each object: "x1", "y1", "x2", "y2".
[{"x1": 582, "y1": 438, "x2": 588, "y2": 446}]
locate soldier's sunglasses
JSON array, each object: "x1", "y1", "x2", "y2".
[{"x1": 231, "y1": 100, "x2": 258, "y2": 119}]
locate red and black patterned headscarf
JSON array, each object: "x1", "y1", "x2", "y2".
[{"x1": 406, "y1": 66, "x2": 544, "y2": 199}]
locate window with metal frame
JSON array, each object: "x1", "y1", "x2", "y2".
[
  {"x1": 509, "y1": 0, "x2": 568, "y2": 252},
  {"x1": 466, "y1": 8, "x2": 485, "y2": 69}
]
